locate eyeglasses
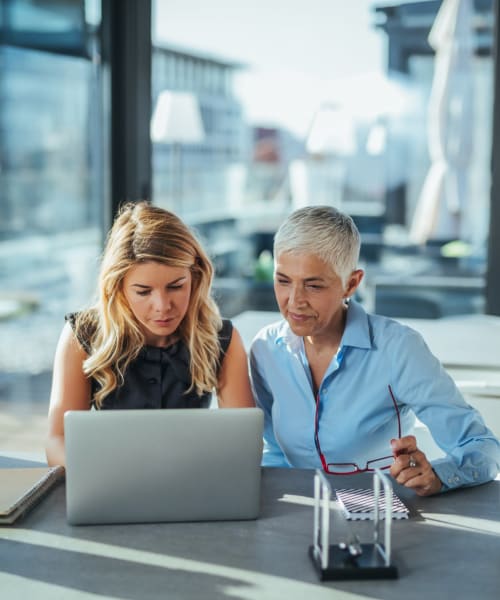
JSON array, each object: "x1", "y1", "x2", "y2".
[{"x1": 314, "y1": 385, "x2": 401, "y2": 475}]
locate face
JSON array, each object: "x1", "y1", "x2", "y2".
[
  {"x1": 274, "y1": 252, "x2": 363, "y2": 342},
  {"x1": 122, "y1": 261, "x2": 192, "y2": 346}
]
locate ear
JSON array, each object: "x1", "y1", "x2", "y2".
[{"x1": 344, "y1": 269, "x2": 364, "y2": 299}]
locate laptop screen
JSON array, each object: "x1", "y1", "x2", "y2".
[{"x1": 64, "y1": 407, "x2": 264, "y2": 525}]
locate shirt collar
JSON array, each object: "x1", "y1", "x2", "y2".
[
  {"x1": 274, "y1": 319, "x2": 302, "y2": 352},
  {"x1": 341, "y1": 299, "x2": 372, "y2": 350},
  {"x1": 274, "y1": 299, "x2": 372, "y2": 352}
]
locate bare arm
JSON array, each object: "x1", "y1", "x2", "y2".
[
  {"x1": 46, "y1": 322, "x2": 92, "y2": 467},
  {"x1": 216, "y1": 326, "x2": 255, "y2": 408}
]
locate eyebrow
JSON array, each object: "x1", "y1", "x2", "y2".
[
  {"x1": 275, "y1": 271, "x2": 326, "y2": 283},
  {"x1": 130, "y1": 276, "x2": 188, "y2": 288}
]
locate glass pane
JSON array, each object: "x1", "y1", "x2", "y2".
[
  {"x1": 0, "y1": 4, "x2": 104, "y2": 458},
  {"x1": 151, "y1": 0, "x2": 494, "y2": 321},
  {"x1": 2, "y1": 0, "x2": 88, "y2": 55}
]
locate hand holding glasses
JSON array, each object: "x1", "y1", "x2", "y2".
[{"x1": 389, "y1": 435, "x2": 443, "y2": 496}]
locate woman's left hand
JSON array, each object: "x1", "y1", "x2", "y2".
[{"x1": 390, "y1": 435, "x2": 442, "y2": 496}]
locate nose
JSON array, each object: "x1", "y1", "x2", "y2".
[
  {"x1": 152, "y1": 291, "x2": 172, "y2": 313},
  {"x1": 289, "y1": 285, "x2": 306, "y2": 307}
]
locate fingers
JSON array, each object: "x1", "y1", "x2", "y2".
[
  {"x1": 389, "y1": 447, "x2": 442, "y2": 496},
  {"x1": 390, "y1": 435, "x2": 417, "y2": 457},
  {"x1": 390, "y1": 448, "x2": 424, "y2": 480}
]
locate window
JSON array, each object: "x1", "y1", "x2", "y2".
[
  {"x1": 151, "y1": 0, "x2": 495, "y2": 319},
  {"x1": 0, "y1": 0, "x2": 105, "y2": 457}
]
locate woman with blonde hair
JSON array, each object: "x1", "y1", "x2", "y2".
[{"x1": 46, "y1": 201, "x2": 254, "y2": 466}]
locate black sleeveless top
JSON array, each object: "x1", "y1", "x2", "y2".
[{"x1": 66, "y1": 313, "x2": 233, "y2": 410}]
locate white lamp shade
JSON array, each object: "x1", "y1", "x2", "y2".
[{"x1": 151, "y1": 91, "x2": 205, "y2": 144}]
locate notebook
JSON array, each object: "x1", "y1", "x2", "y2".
[
  {"x1": 64, "y1": 407, "x2": 264, "y2": 525},
  {"x1": 335, "y1": 488, "x2": 409, "y2": 521},
  {"x1": 0, "y1": 466, "x2": 65, "y2": 525}
]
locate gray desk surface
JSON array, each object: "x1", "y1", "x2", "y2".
[{"x1": 1, "y1": 457, "x2": 499, "y2": 599}]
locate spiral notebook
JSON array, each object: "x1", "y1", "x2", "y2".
[
  {"x1": 0, "y1": 466, "x2": 65, "y2": 525},
  {"x1": 335, "y1": 487, "x2": 409, "y2": 520}
]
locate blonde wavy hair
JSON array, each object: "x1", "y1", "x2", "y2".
[{"x1": 75, "y1": 201, "x2": 222, "y2": 407}]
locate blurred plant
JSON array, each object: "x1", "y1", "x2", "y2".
[
  {"x1": 254, "y1": 250, "x2": 274, "y2": 282},
  {"x1": 440, "y1": 239, "x2": 472, "y2": 258}
]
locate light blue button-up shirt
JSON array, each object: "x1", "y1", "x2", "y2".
[{"x1": 249, "y1": 300, "x2": 500, "y2": 491}]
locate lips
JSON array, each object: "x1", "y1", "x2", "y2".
[
  {"x1": 152, "y1": 317, "x2": 176, "y2": 326},
  {"x1": 288, "y1": 312, "x2": 312, "y2": 322}
]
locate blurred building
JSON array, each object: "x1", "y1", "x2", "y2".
[
  {"x1": 374, "y1": 0, "x2": 494, "y2": 232},
  {"x1": 152, "y1": 43, "x2": 246, "y2": 215}
]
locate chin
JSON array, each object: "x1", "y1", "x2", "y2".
[
  {"x1": 286, "y1": 320, "x2": 312, "y2": 336},
  {"x1": 147, "y1": 320, "x2": 178, "y2": 334}
]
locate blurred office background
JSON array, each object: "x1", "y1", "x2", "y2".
[{"x1": 1, "y1": 0, "x2": 500, "y2": 456}]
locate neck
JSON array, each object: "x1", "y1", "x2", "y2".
[
  {"x1": 305, "y1": 304, "x2": 347, "y2": 352},
  {"x1": 304, "y1": 335, "x2": 341, "y2": 358},
  {"x1": 145, "y1": 333, "x2": 179, "y2": 348}
]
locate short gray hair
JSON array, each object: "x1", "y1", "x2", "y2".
[{"x1": 273, "y1": 205, "x2": 360, "y2": 285}]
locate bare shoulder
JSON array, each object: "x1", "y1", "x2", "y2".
[
  {"x1": 223, "y1": 325, "x2": 250, "y2": 364},
  {"x1": 217, "y1": 325, "x2": 254, "y2": 408},
  {"x1": 50, "y1": 321, "x2": 91, "y2": 410},
  {"x1": 55, "y1": 321, "x2": 89, "y2": 362}
]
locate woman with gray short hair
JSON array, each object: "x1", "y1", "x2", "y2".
[{"x1": 249, "y1": 205, "x2": 500, "y2": 496}]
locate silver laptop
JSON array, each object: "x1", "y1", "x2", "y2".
[{"x1": 64, "y1": 407, "x2": 263, "y2": 525}]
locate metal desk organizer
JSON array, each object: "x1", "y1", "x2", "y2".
[{"x1": 309, "y1": 469, "x2": 399, "y2": 580}]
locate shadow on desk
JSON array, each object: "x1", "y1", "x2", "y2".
[{"x1": 2, "y1": 538, "x2": 258, "y2": 600}]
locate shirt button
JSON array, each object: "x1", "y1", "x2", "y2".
[
  {"x1": 147, "y1": 377, "x2": 158, "y2": 384},
  {"x1": 448, "y1": 477, "x2": 454, "y2": 484}
]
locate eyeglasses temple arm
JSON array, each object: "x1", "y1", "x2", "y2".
[{"x1": 388, "y1": 385, "x2": 402, "y2": 439}]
